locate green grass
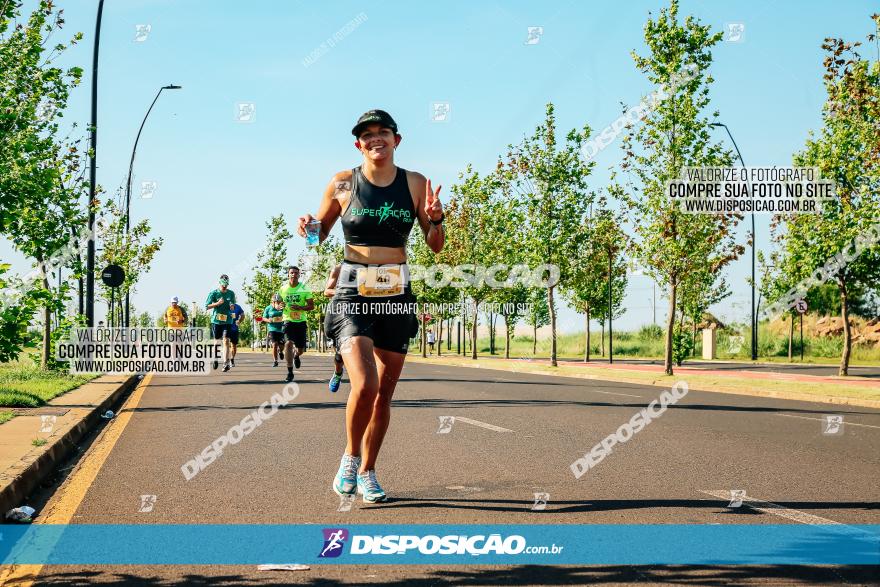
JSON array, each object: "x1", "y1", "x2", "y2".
[
  {"x1": 0, "y1": 410, "x2": 13, "y2": 425},
  {"x1": 0, "y1": 361, "x2": 96, "y2": 408},
  {"x1": 31, "y1": 438, "x2": 47, "y2": 447}
]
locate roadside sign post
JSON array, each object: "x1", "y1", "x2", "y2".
[
  {"x1": 795, "y1": 299, "x2": 808, "y2": 362},
  {"x1": 101, "y1": 264, "x2": 125, "y2": 328}
]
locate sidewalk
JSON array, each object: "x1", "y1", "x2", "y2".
[
  {"x1": 407, "y1": 354, "x2": 880, "y2": 409},
  {"x1": 0, "y1": 374, "x2": 137, "y2": 518}
]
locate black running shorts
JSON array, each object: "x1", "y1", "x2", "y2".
[
  {"x1": 284, "y1": 321, "x2": 308, "y2": 348},
  {"x1": 324, "y1": 287, "x2": 419, "y2": 354}
]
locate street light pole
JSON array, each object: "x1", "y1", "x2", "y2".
[
  {"x1": 710, "y1": 122, "x2": 757, "y2": 361},
  {"x1": 86, "y1": 0, "x2": 105, "y2": 327},
  {"x1": 124, "y1": 84, "x2": 182, "y2": 326}
]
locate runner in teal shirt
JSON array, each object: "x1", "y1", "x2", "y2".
[
  {"x1": 204, "y1": 274, "x2": 237, "y2": 372},
  {"x1": 263, "y1": 293, "x2": 286, "y2": 367}
]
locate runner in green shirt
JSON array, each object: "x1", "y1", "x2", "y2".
[
  {"x1": 263, "y1": 293, "x2": 286, "y2": 367},
  {"x1": 204, "y1": 274, "x2": 237, "y2": 372},
  {"x1": 278, "y1": 265, "x2": 315, "y2": 382}
]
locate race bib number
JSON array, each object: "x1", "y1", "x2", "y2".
[
  {"x1": 270, "y1": 316, "x2": 284, "y2": 323},
  {"x1": 357, "y1": 266, "x2": 404, "y2": 297},
  {"x1": 216, "y1": 313, "x2": 227, "y2": 322},
  {"x1": 290, "y1": 311, "x2": 302, "y2": 321}
]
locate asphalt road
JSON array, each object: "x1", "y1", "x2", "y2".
[{"x1": 16, "y1": 353, "x2": 880, "y2": 585}]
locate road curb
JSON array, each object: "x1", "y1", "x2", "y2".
[
  {"x1": 408, "y1": 356, "x2": 880, "y2": 409},
  {"x1": 0, "y1": 374, "x2": 139, "y2": 518}
]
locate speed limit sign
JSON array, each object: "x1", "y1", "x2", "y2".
[{"x1": 795, "y1": 299, "x2": 808, "y2": 314}]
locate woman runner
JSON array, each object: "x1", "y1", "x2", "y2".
[{"x1": 298, "y1": 109, "x2": 445, "y2": 502}]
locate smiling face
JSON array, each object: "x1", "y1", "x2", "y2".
[
  {"x1": 288, "y1": 267, "x2": 300, "y2": 285},
  {"x1": 355, "y1": 123, "x2": 400, "y2": 162}
]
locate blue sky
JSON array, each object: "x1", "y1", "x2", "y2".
[{"x1": 3, "y1": 0, "x2": 878, "y2": 332}]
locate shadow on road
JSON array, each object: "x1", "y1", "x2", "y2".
[
  {"x1": 126, "y1": 397, "x2": 879, "y2": 417},
  {"x1": 362, "y1": 497, "x2": 880, "y2": 515},
  {"x1": 25, "y1": 564, "x2": 880, "y2": 585}
]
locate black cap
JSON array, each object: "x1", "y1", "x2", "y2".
[{"x1": 352, "y1": 109, "x2": 398, "y2": 137}]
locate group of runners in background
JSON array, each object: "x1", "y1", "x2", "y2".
[
  {"x1": 160, "y1": 108, "x2": 444, "y2": 504},
  {"x1": 162, "y1": 265, "x2": 345, "y2": 391}
]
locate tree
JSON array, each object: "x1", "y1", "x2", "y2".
[
  {"x1": 444, "y1": 167, "x2": 502, "y2": 359},
  {"x1": 1, "y1": 1, "x2": 86, "y2": 367},
  {"x1": 96, "y1": 199, "x2": 163, "y2": 327},
  {"x1": 611, "y1": 0, "x2": 742, "y2": 375},
  {"x1": 568, "y1": 202, "x2": 628, "y2": 361},
  {"x1": 0, "y1": 262, "x2": 43, "y2": 362},
  {"x1": 525, "y1": 287, "x2": 550, "y2": 355},
  {"x1": 137, "y1": 311, "x2": 153, "y2": 327},
  {"x1": 0, "y1": 1, "x2": 84, "y2": 232},
  {"x1": 495, "y1": 284, "x2": 530, "y2": 359},
  {"x1": 243, "y1": 214, "x2": 293, "y2": 320},
  {"x1": 776, "y1": 15, "x2": 880, "y2": 375},
  {"x1": 498, "y1": 104, "x2": 595, "y2": 366},
  {"x1": 299, "y1": 234, "x2": 343, "y2": 351}
]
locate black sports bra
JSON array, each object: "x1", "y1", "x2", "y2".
[{"x1": 341, "y1": 166, "x2": 416, "y2": 248}]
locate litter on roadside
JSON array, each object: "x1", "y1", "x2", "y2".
[
  {"x1": 256, "y1": 564, "x2": 310, "y2": 571},
  {"x1": 5, "y1": 506, "x2": 36, "y2": 523},
  {"x1": 101, "y1": 410, "x2": 115, "y2": 419}
]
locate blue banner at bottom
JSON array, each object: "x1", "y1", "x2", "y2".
[{"x1": 1, "y1": 524, "x2": 878, "y2": 565}]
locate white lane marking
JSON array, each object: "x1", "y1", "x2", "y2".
[
  {"x1": 777, "y1": 414, "x2": 880, "y2": 430},
  {"x1": 700, "y1": 490, "x2": 843, "y2": 525},
  {"x1": 455, "y1": 417, "x2": 513, "y2": 433},
  {"x1": 589, "y1": 389, "x2": 643, "y2": 398}
]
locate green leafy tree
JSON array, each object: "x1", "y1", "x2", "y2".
[
  {"x1": 525, "y1": 287, "x2": 550, "y2": 355},
  {"x1": 498, "y1": 104, "x2": 595, "y2": 366},
  {"x1": 96, "y1": 200, "x2": 163, "y2": 327},
  {"x1": 244, "y1": 214, "x2": 292, "y2": 319},
  {"x1": 299, "y1": 234, "x2": 343, "y2": 351},
  {"x1": 137, "y1": 311, "x2": 153, "y2": 327},
  {"x1": 444, "y1": 167, "x2": 504, "y2": 359},
  {"x1": 495, "y1": 284, "x2": 530, "y2": 359},
  {"x1": 774, "y1": 15, "x2": 880, "y2": 375},
  {"x1": 0, "y1": 262, "x2": 42, "y2": 362},
  {"x1": 611, "y1": 0, "x2": 742, "y2": 375},
  {"x1": 0, "y1": 1, "x2": 84, "y2": 232},
  {"x1": 0, "y1": 2, "x2": 87, "y2": 367}
]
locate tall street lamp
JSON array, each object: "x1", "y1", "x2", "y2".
[
  {"x1": 86, "y1": 0, "x2": 106, "y2": 327},
  {"x1": 709, "y1": 122, "x2": 757, "y2": 361},
  {"x1": 124, "y1": 84, "x2": 182, "y2": 326}
]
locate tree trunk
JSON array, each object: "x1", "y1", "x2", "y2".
[
  {"x1": 489, "y1": 311, "x2": 495, "y2": 355},
  {"x1": 664, "y1": 280, "x2": 677, "y2": 375},
  {"x1": 601, "y1": 321, "x2": 605, "y2": 356},
  {"x1": 438, "y1": 318, "x2": 443, "y2": 357},
  {"x1": 585, "y1": 304, "x2": 591, "y2": 362},
  {"x1": 691, "y1": 319, "x2": 697, "y2": 358},
  {"x1": 839, "y1": 280, "x2": 851, "y2": 376},
  {"x1": 471, "y1": 300, "x2": 478, "y2": 359},
  {"x1": 532, "y1": 323, "x2": 536, "y2": 354},
  {"x1": 787, "y1": 314, "x2": 793, "y2": 361},
  {"x1": 504, "y1": 315, "x2": 511, "y2": 359},
  {"x1": 421, "y1": 305, "x2": 427, "y2": 358},
  {"x1": 547, "y1": 287, "x2": 557, "y2": 367},
  {"x1": 38, "y1": 260, "x2": 51, "y2": 370}
]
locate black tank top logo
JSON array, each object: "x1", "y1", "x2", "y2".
[
  {"x1": 341, "y1": 166, "x2": 416, "y2": 248},
  {"x1": 349, "y1": 201, "x2": 413, "y2": 224}
]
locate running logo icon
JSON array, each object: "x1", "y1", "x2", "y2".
[
  {"x1": 319, "y1": 528, "x2": 349, "y2": 558},
  {"x1": 39, "y1": 415, "x2": 56, "y2": 433},
  {"x1": 436, "y1": 416, "x2": 455, "y2": 434},
  {"x1": 532, "y1": 492, "x2": 550, "y2": 510},
  {"x1": 728, "y1": 489, "x2": 746, "y2": 508},
  {"x1": 822, "y1": 415, "x2": 844, "y2": 436}
]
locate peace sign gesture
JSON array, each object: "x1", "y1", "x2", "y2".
[{"x1": 425, "y1": 178, "x2": 443, "y2": 222}]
